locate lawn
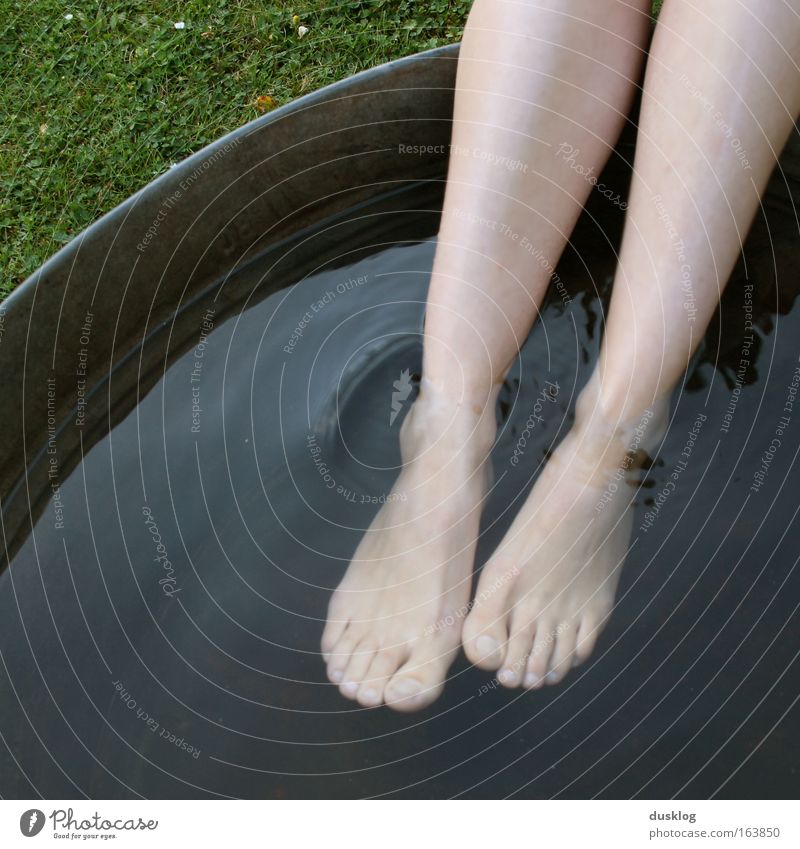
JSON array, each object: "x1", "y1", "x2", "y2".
[{"x1": 1, "y1": 1, "x2": 659, "y2": 297}]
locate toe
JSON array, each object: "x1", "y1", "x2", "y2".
[
  {"x1": 573, "y1": 616, "x2": 603, "y2": 667},
  {"x1": 523, "y1": 622, "x2": 557, "y2": 689},
  {"x1": 356, "y1": 649, "x2": 406, "y2": 707},
  {"x1": 321, "y1": 595, "x2": 349, "y2": 662},
  {"x1": 326, "y1": 629, "x2": 359, "y2": 684},
  {"x1": 462, "y1": 564, "x2": 516, "y2": 670},
  {"x1": 339, "y1": 639, "x2": 378, "y2": 700},
  {"x1": 544, "y1": 620, "x2": 578, "y2": 685},
  {"x1": 321, "y1": 620, "x2": 347, "y2": 664},
  {"x1": 497, "y1": 623, "x2": 534, "y2": 688},
  {"x1": 384, "y1": 649, "x2": 452, "y2": 712},
  {"x1": 462, "y1": 624, "x2": 508, "y2": 671}
]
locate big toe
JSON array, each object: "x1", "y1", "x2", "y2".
[
  {"x1": 464, "y1": 629, "x2": 507, "y2": 671},
  {"x1": 462, "y1": 562, "x2": 517, "y2": 670}
]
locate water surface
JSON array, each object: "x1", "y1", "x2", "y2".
[{"x1": 1, "y1": 180, "x2": 799, "y2": 799}]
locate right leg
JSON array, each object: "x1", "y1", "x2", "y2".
[
  {"x1": 321, "y1": 0, "x2": 651, "y2": 711},
  {"x1": 463, "y1": 0, "x2": 800, "y2": 689}
]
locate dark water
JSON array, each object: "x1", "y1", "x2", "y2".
[{"x1": 1, "y1": 178, "x2": 799, "y2": 799}]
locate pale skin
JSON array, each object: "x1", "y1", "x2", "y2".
[{"x1": 321, "y1": 0, "x2": 800, "y2": 711}]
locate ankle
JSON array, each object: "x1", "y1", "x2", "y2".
[
  {"x1": 418, "y1": 374, "x2": 501, "y2": 416},
  {"x1": 403, "y1": 377, "x2": 499, "y2": 457},
  {"x1": 567, "y1": 374, "x2": 668, "y2": 482}
]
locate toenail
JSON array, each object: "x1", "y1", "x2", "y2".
[
  {"x1": 475, "y1": 635, "x2": 500, "y2": 659},
  {"x1": 524, "y1": 672, "x2": 540, "y2": 688},
  {"x1": 341, "y1": 681, "x2": 359, "y2": 697},
  {"x1": 329, "y1": 669, "x2": 343, "y2": 683},
  {"x1": 362, "y1": 688, "x2": 379, "y2": 703},
  {"x1": 498, "y1": 668, "x2": 514, "y2": 684},
  {"x1": 389, "y1": 678, "x2": 422, "y2": 700},
  {"x1": 545, "y1": 671, "x2": 559, "y2": 684}
]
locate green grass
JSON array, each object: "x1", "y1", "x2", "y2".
[{"x1": 0, "y1": 1, "x2": 659, "y2": 297}]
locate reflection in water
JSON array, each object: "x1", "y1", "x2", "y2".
[{"x1": 1, "y1": 178, "x2": 799, "y2": 799}]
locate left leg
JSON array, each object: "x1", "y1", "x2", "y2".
[{"x1": 463, "y1": 0, "x2": 800, "y2": 687}]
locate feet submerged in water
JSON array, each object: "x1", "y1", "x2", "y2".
[
  {"x1": 462, "y1": 380, "x2": 665, "y2": 689},
  {"x1": 322, "y1": 372, "x2": 664, "y2": 708},
  {"x1": 321, "y1": 382, "x2": 497, "y2": 712}
]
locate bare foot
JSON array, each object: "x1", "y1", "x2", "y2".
[
  {"x1": 462, "y1": 378, "x2": 665, "y2": 689},
  {"x1": 321, "y1": 381, "x2": 497, "y2": 711}
]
